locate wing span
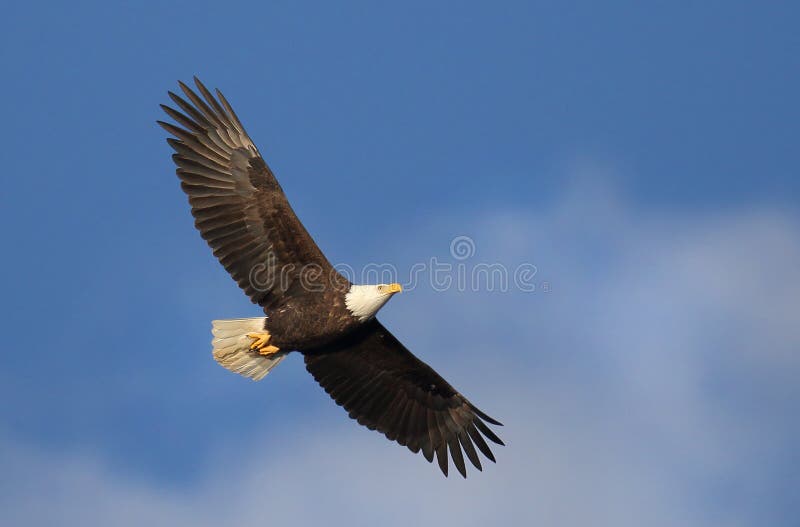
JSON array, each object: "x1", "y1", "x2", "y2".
[
  {"x1": 303, "y1": 319, "x2": 503, "y2": 477},
  {"x1": 159, "y1": 77, "x2": 340, "y2": 308}
]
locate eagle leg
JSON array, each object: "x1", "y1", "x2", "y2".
[{"x1": 246, "y1": 332, "x2": 281, "y2": 356}]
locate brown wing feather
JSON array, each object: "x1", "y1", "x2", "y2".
[
  {"x1": 303, "y1": 319, "x2": 503, "y2": 477},
  {"x1": 159, "y1": 77, "x2": 338, "y2": 308}
]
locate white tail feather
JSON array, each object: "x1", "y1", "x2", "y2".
[{"x1": 211, "y1": 318, "x2": 286, "y2": 381}]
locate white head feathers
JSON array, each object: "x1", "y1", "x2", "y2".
[{"x1": 345, "y1": 283, "x2": 403, "y2": 321}]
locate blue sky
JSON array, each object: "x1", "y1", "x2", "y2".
[{"x1": 1, "y1": 1, "x2": 798, "y2": 525}]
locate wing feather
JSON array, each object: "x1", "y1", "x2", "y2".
[
  {"x1": 458, "y1": 430, "x2": 482, "y2": 472},
  {"x1": 160, "y1": 77, "x2": 341, "y2": 307},
  {"x1": 447, "y1": 432, "x2": 467, "y2": 478},
  {"x1": 303, "y1": 319, "x2": 502, "y2": 477},
  {"x1": 432, "y1": 412, "x2": 449, "y2": 476},
  {"x1": 467, "y1": 423, "x2": 496, "y2": 463}
]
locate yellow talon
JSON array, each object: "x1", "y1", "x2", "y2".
[
  {"x1": 259, "y1": 345, "x2": 281, "y2": 356},
  {"x1": 246, "y1": 332, "x2": 279, "y2": 355}
]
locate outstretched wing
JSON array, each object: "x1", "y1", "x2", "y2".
[
  {"x1": 159, "y1": 77, "x2": 341, "y2": 308},
  {"x1": 303, "y1": 319, "x2": 503, "y2": 477}
]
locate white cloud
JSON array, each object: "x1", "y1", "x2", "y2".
[{"x1": 3, "y1": 180, "x2": 798, "y2": 527}]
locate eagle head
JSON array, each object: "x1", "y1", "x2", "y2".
[{"x1": 345, "y1": 283, "x2": 403, "y2": 321}]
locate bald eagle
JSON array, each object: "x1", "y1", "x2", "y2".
[{"x1": 158, "y1": 78, "x2": 503, "y2": 477}]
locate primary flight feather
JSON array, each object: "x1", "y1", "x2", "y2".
[{"x1": 158, "y1": 77, "x2": 503, "y2": 477}]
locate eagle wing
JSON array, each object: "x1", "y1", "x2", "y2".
[
  {"x1": 159, "y1": 77, "x2": 340, "y2": 308},
  {"x1": 303, "y1": 319, "x2": 503, "y2": 477}
]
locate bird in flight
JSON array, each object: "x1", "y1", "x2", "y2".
[{"x1": 158, "y1": 77, "x2": 503, "y2": 477}]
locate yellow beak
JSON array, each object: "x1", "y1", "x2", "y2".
[{"x1": 387, "y1": 283, "x2": 403, "y2": 294}]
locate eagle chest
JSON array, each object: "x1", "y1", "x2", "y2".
[{"x1": 265, "y1": 292, "x2": 356, "y2": 351}]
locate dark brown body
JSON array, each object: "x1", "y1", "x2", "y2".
[{"x1": 264, "y1": 285, "x2": 360, "y2": 350}]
